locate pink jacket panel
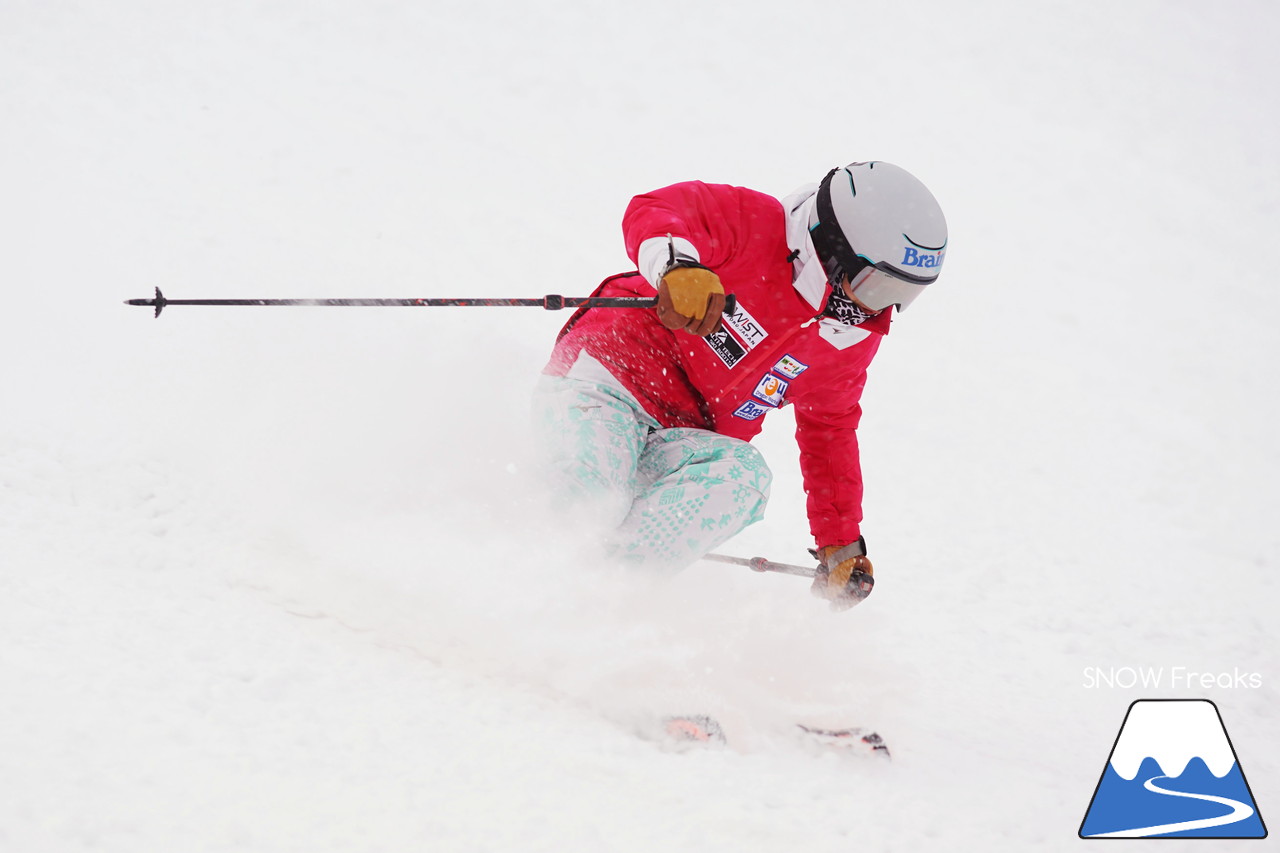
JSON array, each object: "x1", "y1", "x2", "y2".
[{"x1": 546, "y1": 181, "x2": 889, "y2": 547}]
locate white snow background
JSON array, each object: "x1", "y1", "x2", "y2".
[{"x1": 2, "y1": 0, "x2": 1277, "y2": 850}]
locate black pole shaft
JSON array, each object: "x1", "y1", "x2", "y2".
[{"x1": 124, "y1": 287, "x2": 735, "y2": 318}]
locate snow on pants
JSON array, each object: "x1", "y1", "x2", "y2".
[{"x1": 531, "y1": 374, "x2": 772, "y2": 571}]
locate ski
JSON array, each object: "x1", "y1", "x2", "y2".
[
  {"x1": 796, "y1": 724, "x2": 891, "y2": 759},
  {"x1": 642, "y1": 714, "x2": 891, "y2": 758}
]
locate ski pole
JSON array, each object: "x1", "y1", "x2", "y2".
[
  {"x1": 700, "y1": 552, "x2": 818, "y2": 579},
  {"x1": 125, "y1": 287, "x2": 735, "y2": 319}
]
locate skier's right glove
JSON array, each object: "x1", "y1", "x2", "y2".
[
  {"x1": 657, "y1": 264, "x2": 726, "y2": 337},
  {"x1": 810, "y1": 538, "x2": 874, "y2": 611}
]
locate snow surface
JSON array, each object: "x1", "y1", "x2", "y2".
[{"x1": 3, "y1": 1, "x2": 1278, "y2": 850}]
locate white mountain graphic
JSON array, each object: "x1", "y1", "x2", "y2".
[
  {"x1": 1081, "y1": 699, "x2": 1267, "y2": 839},
  {"x1": 1109, "y1": 699, "x2": 1236, "y2": 780}
]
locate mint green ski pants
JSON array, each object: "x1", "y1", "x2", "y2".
[{"x1": 531, "y1": 374, "x2": 772, "y2": 571}]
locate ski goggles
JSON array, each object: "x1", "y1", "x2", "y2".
[
  {"x1": 817, "y1": 250, "x2": 932, "y2": 313},
  {"x1": 846, "y1": 258, "x2": 932, "y2": 312}
]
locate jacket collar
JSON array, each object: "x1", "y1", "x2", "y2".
[{"x1": 781, "y1": 183, "x2": 828, "y2": 311}]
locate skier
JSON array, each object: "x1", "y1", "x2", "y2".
[{"x1": 533, "y1": 161, "x2": 947, "y2": 609}]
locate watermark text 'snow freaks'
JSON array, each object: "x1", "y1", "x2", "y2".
[{"x1": 1083, "y1": 666, "x2": 1262, "y2": 690}]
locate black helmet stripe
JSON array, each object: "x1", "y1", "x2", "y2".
[
  {"x1": 812, "y1": 168, "x2": 870, "y2": 282},
  {"x1": 903, "y1": 233, "x2": 947, "y2": 252}
]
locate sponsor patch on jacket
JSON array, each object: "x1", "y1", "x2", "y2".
[
  {"x1": 705, "y1": 327, "x2": 748, "y2": 368},
  {"x1": 773, "y1": 354, "x2": 808, "y2": 379},
  {"x1": 723, "y1": 301, "x2": 767, "y2": 349},
  {"x1": 733, "y1": 400, "x2": 770, "y2": 421},
  {"x1": 752, "y1": 374, "x2": 789, "y2": 407}
]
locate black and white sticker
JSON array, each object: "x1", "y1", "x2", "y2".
[
  {"x1": 723, "y1": 301, "x2": 767, "y2": 349},
  {"x1": 705, "y1": 327, "x2": 748, "y2": 369}
]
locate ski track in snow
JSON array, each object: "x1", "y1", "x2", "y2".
[{"x1": 4, "y1": 0, "x2": 1279, "y2": 850}]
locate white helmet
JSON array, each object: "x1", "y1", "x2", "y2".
[{"x1": 809, "y1": 161, "x2": 947, "y2": 312}]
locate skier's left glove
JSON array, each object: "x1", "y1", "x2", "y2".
[
  {"x1": 656, "y1": 264, "x2": 726, "y2": 337},
  {"x1": 811, "y1": 538, "x2": 874, "y2": 610}
]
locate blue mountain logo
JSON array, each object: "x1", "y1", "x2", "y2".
[{"x1": 1080, "y1": 699, "x2": 1267, "y2": 838}]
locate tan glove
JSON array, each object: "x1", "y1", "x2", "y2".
[
  {"x1": 810, "y1": 538, "x2": 874, "y2": 611},
  {"x1": 656, "y1": 265, "x2": 726, "y2": 337}
]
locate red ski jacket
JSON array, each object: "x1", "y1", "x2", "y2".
[{"x1": 544, "y1": 181, "x2": 889, "y2": 548}]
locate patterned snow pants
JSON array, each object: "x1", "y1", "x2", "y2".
[{"x1": 531, "y1": 374, "x2": 772, "y2": 571}]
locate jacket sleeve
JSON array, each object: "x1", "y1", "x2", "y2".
[
  {"x1": 622, "y1": 181, "x2": 759, "y2": 284},
  {"x1": 792, "y1": 366, "x2": 870, "y2": 548}
]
